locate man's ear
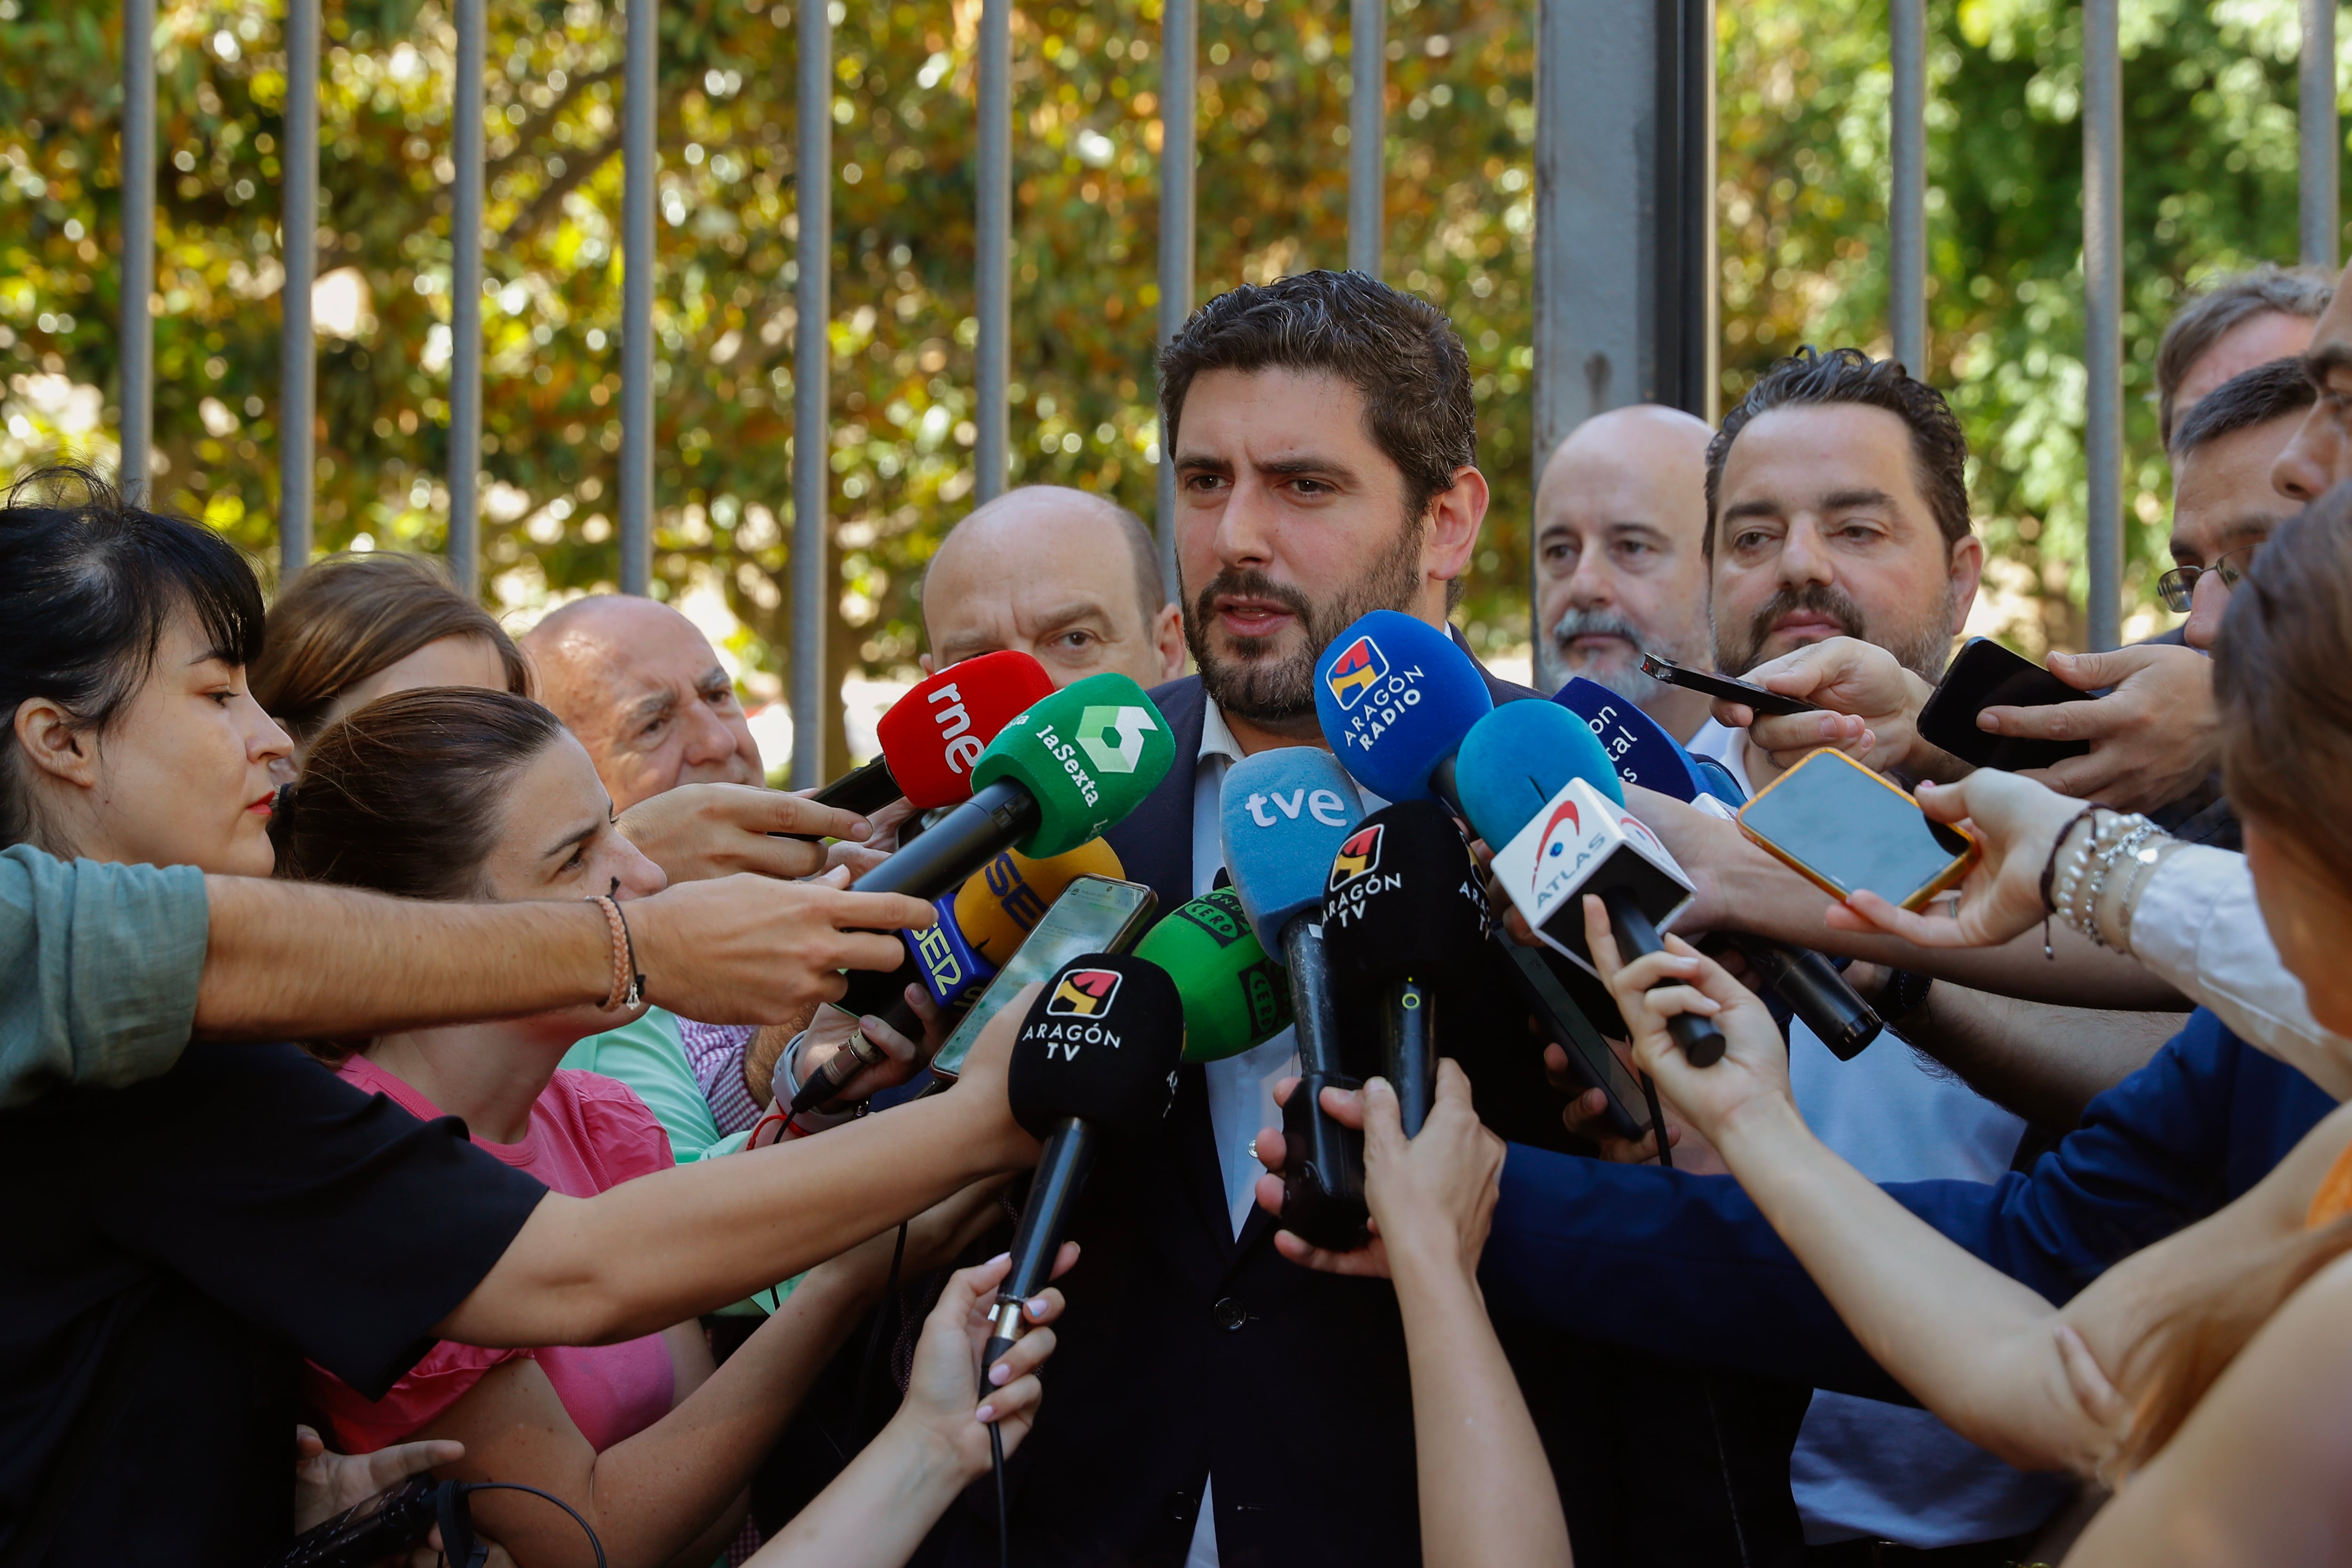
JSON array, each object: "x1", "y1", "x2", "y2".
[
  {"x1": 917, "y1": 651, "x2": 935, "y2": 677},
  {"x1": 1946, "y1": 533, "x2": 1986, "y2": 636},
  {"x1": 1422, "y1": 465, "x2": 1490, "y2": 598},
  {"x1": 14, "y1": 698, "x2": 98, "y2": 789},
  {"x1": 1151, "y1": 603, "x2": 1188, "y2": 683}
]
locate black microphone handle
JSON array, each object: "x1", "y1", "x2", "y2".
[
  {"x1": 850, "y1": 778, "x2": 1042, "y2": 902},
  {"x1": 1382, "y1": 978, "x2": 1437, "y2": 1137},
  {"x1": 1731, "y1": 937, "x2": 1883, "y2": 1061},
  {"x1": 980, "y1": 1115, "x2": 1099, "y2": 1391},
  {"x1": 1275, "y1": 919, "x2": 1368, "y2": 1252},
  {"x1": 813, "y1": 756, "x2": 905, "y2": 816},
  {"x1": 1600, "y1": 887, "x2": 1728, "y2": 1067}
]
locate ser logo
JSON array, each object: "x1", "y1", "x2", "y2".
[
  {"x1": 1327, "y1": 823, "x2": 1385, "y2": 891},
  {"x1": 1323, "y1": 636, "x2": 1391, "y2": 711},
  {"x1": 1530, "y1": 798, "x2": 1583, "y2": 892},
  {"x1": 1048, "y1": 967, "x2": 1123, "y2": 1017}
]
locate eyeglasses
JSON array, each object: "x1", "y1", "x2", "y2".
[{"x1": 2156, "y1": 542, "x2": 2260, "y2": 613}]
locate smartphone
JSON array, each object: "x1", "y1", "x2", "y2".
[
  {"x1": 1639, "y1": 652, "x2": 1822, "y2": 716},
  {"x1": 270, "y1": 1479, "x2": 442, "y2": 1568},
  {"x1": 926, "y1": 875, "x2": 1158, "y2": 1078},
  {"x1": 1737, "y1": 749, "x2": 1978, "y2": 911},
  {"x1": 1494, "y1": 940, "x2": 1651, "y2": 1142},
  {"x1": 1914, "y1": 637, "x2": 2090, "y2": 772}
]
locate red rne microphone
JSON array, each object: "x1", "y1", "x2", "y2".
[{"x1": 806, "y1": 651, "x2": 1057, "y2": 816}]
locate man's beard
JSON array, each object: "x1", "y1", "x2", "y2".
[
  {"x1": 1714, "y1": 581, "x2": 1955, "y2": 684},
  {"x1": 1181, "y1": 517, "x2": 1426, "y2": 726},
  {"x1": 1535, "y1": 606, "x2": 1685, "y2": 704}
]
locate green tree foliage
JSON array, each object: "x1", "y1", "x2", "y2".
[{"x1": 0, "y1": 0, "x2": 2334, "y2": 768}]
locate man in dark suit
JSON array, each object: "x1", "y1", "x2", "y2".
[{"x1": 926, "y1": 271, "x2": 1805, "y2": 1568}]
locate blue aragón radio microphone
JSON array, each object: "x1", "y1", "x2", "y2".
[{"x1": 1551, "y1": 677, "x2": 1882, "y2": 1060}]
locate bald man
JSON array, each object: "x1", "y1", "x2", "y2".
[
  {"x1": 524, "y1": 594, "x2": 768, "y2": 811},
  {"x1": 1530, "y1": 404, "x2": 1716, "y2": 740},
  {"x1": 919, "y1": 486, "x2": 1186, "y2": 690}
]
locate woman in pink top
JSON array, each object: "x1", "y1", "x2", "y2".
[{"x1": 283, "y1": 689, "x2": 999, "y2": 1568}]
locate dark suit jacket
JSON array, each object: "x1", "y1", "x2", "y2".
[{"x1": 928, "y1": 641, "x2": 1806, "y2": 1568}]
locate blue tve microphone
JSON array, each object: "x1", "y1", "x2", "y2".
[
  {"x1": 1220, "y1": 748, "x2": 1370, "y2": 1250},
  {"x1": 1313, "y1": 610, "x2": 1493, "y2": 805},
  {"x1": 1455, "y1": 700, "x2": 1727, "y2": 1067},
  {"x1": 1547, "y1": 684, "x2": 1882, "y2": 1060}
]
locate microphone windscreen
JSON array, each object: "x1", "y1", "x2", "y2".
[
  {"x1": 877, "y1": 650, "x2": 1057, "y2": 808},
  {"x1": 1454, "y1": 700, "x2": 1622, "y2": 849},
  {"x1": 952, "y1": 838, "x2": 1127, "y2": 966},
  {"x1": 972, "y1": 672, "x2": 1176, "y2": 858},
  {"x1": 1312, "y1": 610, "x2": 1493, "y2": 802},
  {"x1": 1134, "y1": 888, "x2": 1296, "y2": 1064},
  {"x1": 1550, "y1": 677, "x2": 1713, "y2": 804},
  {"x1": 1008, "y1": 954, "x2": 1185, "y2": 1139},
  {"x1": 1320, "y1": 799, "x2": 1491, "y2": 983},
  {"x1": 1219, "y1": 748, "x2": 1365, "y2": 941}
]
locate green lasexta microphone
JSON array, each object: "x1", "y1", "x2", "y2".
[{"x1": 849, "y1": 671, "x2": 1176, "y2": 904}]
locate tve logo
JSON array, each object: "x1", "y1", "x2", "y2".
[{"x1": 1323, "y1": 636, "x2": 1391, "y2": 710}]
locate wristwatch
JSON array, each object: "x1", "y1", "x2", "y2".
[{"x1": 1874, "y1": 968, "x2": 1934, "y2": 1026}]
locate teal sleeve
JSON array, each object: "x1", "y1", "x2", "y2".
[
  {"x1": 562, "y1": 1010, "x2": 789, "y2": 1314},
  {"x1": 0, "y1": 846, "x2": 210, "y2": 1108}
]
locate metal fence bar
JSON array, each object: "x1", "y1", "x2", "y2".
[
  {"x1": 119, "y1": 0, "x2": 155, "y2": 496},
  {"x1": 2304, "y1": 0, "x2": 2338, "y2": 271},
  {"x1": 975, "y1": 0, "x2": 1011, "y2": 503},
  {"x1": 447, "y1": 0, "x2": 485, "y2": 595},
  {"x1": 279, "y1": 0, "x2": 319, "y2": 579},
  {"x1": 1888, "y1": 0, "x2": 1926, "y2": 376},
  {"x1": 1156, "y1": 0, "x2": 1196, "y2": 582},
  {"x1": 790, "y1": 0, "x2": 831, "y2": 788},
  {"x1": 618, "y1": 0, "x2": 656, "y2": 595},
  {"x1": 1348, "y1": 0, "x2": 1383, "y2": 275},
  {"x1": 2082, "y1": 0, "x2": 2121, "y2": 652}
]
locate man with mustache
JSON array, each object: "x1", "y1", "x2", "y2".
[
  {"x1": 1530, "y1": 404, "x2": 1716, "y2": 738},
  {"x1": 1683, "y1": 348, "x2": 2073, "y2": 1560}
]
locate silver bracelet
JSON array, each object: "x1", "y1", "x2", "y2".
[
  {"x1": 2114, "y1": 835, "x2": 2184, "y2": 955},
  {"x1": 2070, "y1": 813, "x2": 2157, "y2": 951}
]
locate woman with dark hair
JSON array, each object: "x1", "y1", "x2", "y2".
[
  {"x1": 1581, "y1": 488, "x2": 2352, "y2": 1561},
  {"x1": 0, "y1": 467, "x2": 1046, "y2": 1564},
  {"x1": 282, "y1": 688, "x2": 1013, "y2": 1567},
  {"x1": 253, "y1": 550, "x2": 530, "y2": 750}
]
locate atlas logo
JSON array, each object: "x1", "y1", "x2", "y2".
[
  {"x1": 1075, "y1": 705, "x2": 1157, "y2": 774},
  {"x1": 1531, "y1": 799, "x2": 1584, "y2": 891},
  {"x1": 1048, "y1": 967, "x2": 1123, "y2": 1017},
  {"x1": 1327, "y1": 823, "x2": 1385, "y2": 891},
  {"x1": 1323, "y1": 636, "x2": 1391, "y2": 710}
]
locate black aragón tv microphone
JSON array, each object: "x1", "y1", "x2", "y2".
[
  {"x1": 1320, "y1": 799, "x2": 1491, "y2": 1136},
  {"x1": 980, "y1": 953, "x2": 1185, "y2": 1385}
]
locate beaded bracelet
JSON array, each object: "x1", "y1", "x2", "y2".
[{"x1": 2070, "y1": 813, "x2": 2159, "y2": 952}]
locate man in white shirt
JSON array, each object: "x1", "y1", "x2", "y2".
[{"x1": 1685, "y1": 347, "x2": 2073, "y2": 1554}]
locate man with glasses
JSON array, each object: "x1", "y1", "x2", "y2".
[{"x1": 2161, "y1": 358, "x2": 2312, "y2": 654}]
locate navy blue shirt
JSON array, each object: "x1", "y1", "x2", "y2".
[{"x1": 1481, "y1": 1010, "x2": 2335, "y2": 1402}]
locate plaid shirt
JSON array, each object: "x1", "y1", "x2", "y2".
[{"x1": 675, "y1": 1017, "x2": 763, "y2": 1135}]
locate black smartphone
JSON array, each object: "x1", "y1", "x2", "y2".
[
  {"x1": 1737, "y1": 749, "x2": 1977, "y2": 911},
  {"x1": 1639, "y1": 652, "x2": 1822, "y2": 717},
  {"x1": 925, "y1": 875, "x2": 1158, "y2": 1078},
  {"x1": 270, "y1": 1479, "x2": 442, "y2": 1568},
  {"x1": 1914, "y1": 637, "x2": 2090, "y2": 772}
]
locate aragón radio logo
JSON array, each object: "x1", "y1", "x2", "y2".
[{"x1": 1322, "y1": 636, "x2": 1391, "y2": 711}]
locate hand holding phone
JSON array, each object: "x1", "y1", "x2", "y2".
[
  {"x1": 1737, "y1": 749, "x2": 1978, "y2": 912},
  {"x1": 1640, "y1": 652, "x2": 1824, "y2": 718},
  {"x1": 1915, "y1": 637, "x2": 2090, "y2": 773}
]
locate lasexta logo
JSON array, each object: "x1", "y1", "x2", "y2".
[
  {"x1": 1323, "y1": 636, "x2": 1391, "y2": 711},
  {"x1": 1075, "y1": 705, "x2": 1158, "y2": 773},
  {"x1": 1531, "y1": 799, "x2": 1583, "y2": 891},
  {"x1": 1327, "y1": 823, "x2": 1385, "y2": 890},
  {"x1": 1049, "y1": 967, "x2": 1124, "y2": 1017}
]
